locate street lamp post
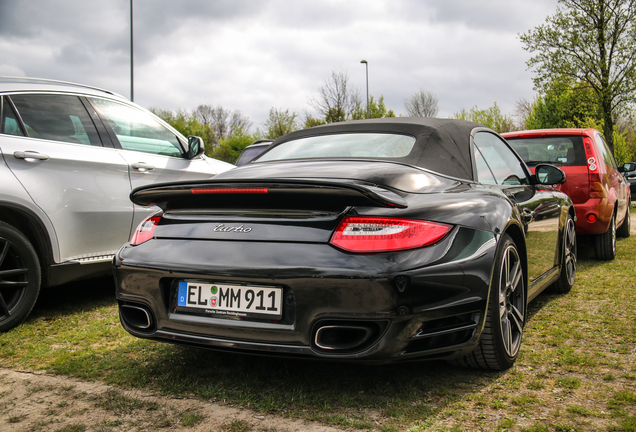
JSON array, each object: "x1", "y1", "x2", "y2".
[
  {"x1": 130, "y1": 0, "x2": 134, "y2": 102},
  {"x1": 360, "y1": 60, "x2": 369, "y2": 119}
]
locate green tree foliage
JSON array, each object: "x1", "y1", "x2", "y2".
[
  {"x1": 351, "y1": 95, "x2": 396, "y2": 120},
  {"x1": 452, "y1": 103, "x2": 516, "y2": 133},
  {"x1": 520, "y1": 0, "x2": 636, "y2": 153},
  {"x1": 525, "y1": 77, "x2": 603, "y2": 130},
  {"x1": 303, "y1": 116, "x2": 326, "y2": 129},
  {"x1": 150, "y1": 107, "x2": 256, "y2": 160},
  {"x1": 263, "y1": 108, "x2": 299, "y2": 139},
  {"x1": 208, "y1": 127, "x2": 258, "y2": 164},
  {"x1": 151, "y1": 107, "x2": 215, "y2": 150}
]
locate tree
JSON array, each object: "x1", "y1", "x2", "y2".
[
  {"x1": 263, "y1": 108, "x2": 299, "y2": 139},
  {"x1": 403, "y1": 89, "x2": 439, "y2": 117},
  {"x1": 309, "y1": 69, "x2": 361, "y2": 123},
  {"x1": 193, "y1": 104, "x2": 252, "y2": 147},
  {"x1": 208, "y1": 127, "x2": 259, "y2": 164},
  {"x1": 351, "y1": 95, "x2": 396, "y2": 120},
  {"x1": 525, "y1": 77, "x2": 603, "y2": 130},
  {"x1": 452, "y1": 103, "x2": 516, "y2": 133},
  {"x1": 520, "y1": 0, "x2": 636, "y2": 153}
]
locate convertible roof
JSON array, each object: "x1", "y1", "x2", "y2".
[{"x1": 269, "y1": 117, "x2": 486, "y2": 181}]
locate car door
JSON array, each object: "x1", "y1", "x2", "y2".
[
  {"x1": 1, "y1": 94, "x2": 133, "y2": 262},
  {"x1": 473, "y1": 131, "x2": 562, "y2": 286},
  {"x1": 86, "y1": 97, "x2": 225, "y2": 226}
]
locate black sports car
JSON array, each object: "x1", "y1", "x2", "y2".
[{"x1": 114, "y1": 118, "x2": 577, "y2": 370}]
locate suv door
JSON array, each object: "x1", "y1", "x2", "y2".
[
  {"x1": 87, "y1": 97, "x2": 224, "y2": 225},
  {"x1": 1, "y1": 94, "x2": 133, "y2": 262}
]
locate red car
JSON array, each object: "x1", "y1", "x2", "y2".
[{"x1": 502, "y1": 128, "x2": 631, "y2": 260}]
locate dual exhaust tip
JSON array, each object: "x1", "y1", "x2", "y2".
[
  {"x1": 120, "y1": 304, "x2": 154, "y2": 332},
  {"x1": 313, "y1": 321, "x2": 383, "y2": 353}
]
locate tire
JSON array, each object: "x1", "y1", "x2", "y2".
[
  {"x1": 455, "y1": 234, "x2": 526, "y2": 370},
  {"x1": 0, "y1": 222, "x2": 41, "y2": 332},
  {"x1": 550, "y1": 212, "x2": 577, "y2": 294},
  {"x1": 594, "y1": 213, "x2": 616, "y2": 260},
  {"x1": 617, "y1": 201, "x2": 631, "y2": 238}
]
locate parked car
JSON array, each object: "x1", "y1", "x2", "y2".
[
  {"x1": 502, "y1": 128, "x2": 631, "y2": 260},
  {"x1": 620, "y1": 161, "x2": 636, "y2": 201},
  {"x1": 0, "y1": 76, "x2": 234, "y2": 332},
  {"x1": 114, "y1": 118, "x2": 576, "y2": 370},
  {"x1": 235, "y1": 140, "x2": 273, "y2": 166}
]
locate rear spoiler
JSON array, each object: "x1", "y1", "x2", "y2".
[{"x1": 131, "y1": 179, "x2": 408, "y2": 211}]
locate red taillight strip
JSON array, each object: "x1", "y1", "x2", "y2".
[
  {"x1": 130, "y1": 215, "x2": 161, "y2": 246},
  {"x1": 191, "y1": 187, "x2": 269, "y2": 194},
  {"x1": 330, "y1": 216, "x2": 453, "y2": 253}
]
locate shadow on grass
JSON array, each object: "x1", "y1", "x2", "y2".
[{"x1": 28, "y1": 275, "x2": 117, "y2": 320}]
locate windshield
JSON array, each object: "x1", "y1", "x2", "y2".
[
  {"x1": 256, "y1": 133, "x2": 416, "y2": 162},
  {"x1": 507, "y1": 136, "x2": 586, "y2": 167}
]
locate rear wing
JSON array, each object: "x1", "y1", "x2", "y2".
[{"x1": 131, "y1": 179, "x2": 408, "y2": 212}]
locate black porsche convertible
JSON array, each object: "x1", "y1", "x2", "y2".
[{"x1": 114, "y1": 118, "x2": 577, "y2": 370}]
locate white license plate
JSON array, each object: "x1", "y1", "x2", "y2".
[{"x1": 177, "y1": 282, "x2": 282, "y2": 318}]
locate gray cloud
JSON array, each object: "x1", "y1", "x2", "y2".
[{"x1": 0, "y1": 0, "x2": 558, "y2": 130}]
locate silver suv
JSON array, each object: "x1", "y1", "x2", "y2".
[{"x1": 0, "y1": 77, "x2": 233, "y2": 331}]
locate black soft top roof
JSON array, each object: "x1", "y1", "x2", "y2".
[{"x1": 265, "y1": 117, "x2": 486, "y2": 181}]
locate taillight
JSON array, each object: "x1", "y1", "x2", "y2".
[
  {"x1": 130, "y1": 215, "x2": 161, "y2": 246},
  {"x1": 330, "y1": 216, "x2": 452, "y2": 253},
  {"x1": 582, "y1": 136, "x2": 605, "y2": 198}
]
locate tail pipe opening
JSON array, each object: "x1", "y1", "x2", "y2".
[
  {"x1": 312, "y1": 320, "x2": 386, "y2": 354},
  {"x1": 119, "y1": 303, "x2": 155, "y2": 333}
]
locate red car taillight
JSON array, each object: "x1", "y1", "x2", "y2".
[
  {"x1": 582, "y1": 136, "x2": 606, "y2": 198},
  {"x1": 330, "y1": 216, "x2": 452, "y2": 253},
  {"x1": 130, "y1": 215, "x2": 161, "y2": 246}
]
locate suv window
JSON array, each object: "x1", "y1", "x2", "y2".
[
  {"x1": 0, "y1": 96, "x2": 24, "y2": 136},
  {"x1": 90, "y1": 98, "x2": 183, "y2": 157},
  {"x1": 9, "y1": 94, "x2": 101, "y2": 145},
  {"x1": 508, "y1": 136, "x2": 586, "y2": 167},
  {"x1": 474, "y1": 132, "x2": 528, "y2": 185}
]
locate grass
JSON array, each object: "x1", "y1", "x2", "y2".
[{"x1": 1, "y1": 208, "x2": 635, "y2": 431}]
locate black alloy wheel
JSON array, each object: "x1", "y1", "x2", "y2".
[
  {"x1": 594, "y1": 213, "x2": 616, "y2": 260},
  {"x1": 550, "y1": 212, "x2": 577, "y2": 293},
  {"x1": 455, "y1": 234, "x2": 526, "y2": 370},
  {"x1": 0, "y1": 222, "x2": 41, "y2": 332}
]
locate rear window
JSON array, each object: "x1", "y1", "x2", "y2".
[
  {"x1": 507, "y1": 136, "x2": 586, "y2": 167},
  {"x1": 256, "y1": 133, "x2": 416, "y2": 162}
]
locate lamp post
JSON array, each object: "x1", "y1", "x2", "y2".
[
  {"x1": 130, "y1": 0, "x2": 134, "y2": 102},
  {"x1": 360, "y1": 59, "x2": 369, "y2": 119}
]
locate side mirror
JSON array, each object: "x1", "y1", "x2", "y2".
[
  {"x1": 619, "y1": 162, "x2": 636, "y2": 173},
  {"x1": 535, "y1": 164, "x2": 566, "y2": 185},
  {"x1": 186, "y1": 136, "x2": 205, "y2": 159}
]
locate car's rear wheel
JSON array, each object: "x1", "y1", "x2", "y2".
[
  {"x1": 617, "y1": 201, "x2": 631, "y2": 238},
  {"x1": 0, "y1": 222, "x2": 41, "y2": 332},
  {"x1": 550, "y1": 212, "x2": 577, "y2": 293},
  {"x1": 594, "y1": 213, "x2": 616, "y2": 260},
  {"x1": 455, "y1": 234, "x2": 526, "y2": 370}
]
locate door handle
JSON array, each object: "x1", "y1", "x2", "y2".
[
  {"x1": 14, "y1": 151, "x2": 50, "y2": 161},
  {"x1": 132, "y1": 162, "x2": 155, "y2": 172}
]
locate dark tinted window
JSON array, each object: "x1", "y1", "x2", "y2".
[
  {"x1": 1, "y1": 96, "x2": 24, "y2": 136},
  {"x1": 10, "y1": 94, "x2": 101, "y2": 145},
  {"x1": 474, "y1": 132, "x2": 528, "y2": 185},
  {"x1": 507, "y1": 136, "x2": 586, "y2": 167}
]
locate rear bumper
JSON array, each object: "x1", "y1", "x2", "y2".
[
  {"x1": 574, "y1": 198, "x2": 612, "y2": 235},
  {"x1": 114, "y1": 227, "x2": 497, "y2": 363}
]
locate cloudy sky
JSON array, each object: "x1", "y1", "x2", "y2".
[{"x1": 0, "y1": 0, "x2": 559, "y2": 131}]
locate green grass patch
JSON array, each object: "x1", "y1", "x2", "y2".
[{"x1": 1, "y1": 207, "x2": 636, "y2": 431}]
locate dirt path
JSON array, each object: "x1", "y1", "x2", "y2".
[{"x1": 0, "y1": 368, "x2": 343, "y2": 432}]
